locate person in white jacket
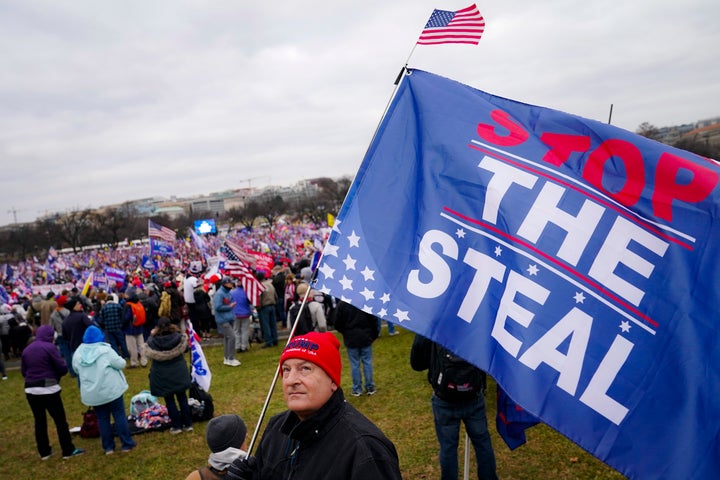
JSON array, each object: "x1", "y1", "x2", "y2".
[{"x1": 73, "y1": 325, "x2": 137, "y2": 454}]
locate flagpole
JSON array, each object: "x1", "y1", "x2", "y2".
[{"x1": 463, "y1": 432, "x2": 470, "y2": 480}]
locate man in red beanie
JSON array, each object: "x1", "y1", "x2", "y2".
[{"x1": 227, "y1": 331, "x2": 402, "y2": 480}]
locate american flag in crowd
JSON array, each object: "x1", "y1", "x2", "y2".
[
  {"x1": 417, "y1": 4, "x2": 485, "y2": 45},
  {"x1": 219, "y1": 241, "x2": 265, "y2": 306},
  {"x1": 148, "y1": 220, "x2": 177, "y2": 243},
  {"x1": 222, "y1": 238, "x2": 257, "y2": 267}
]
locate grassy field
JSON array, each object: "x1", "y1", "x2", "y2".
[{"x1": 0, "y1": 327, "x2": 626, "y2": 479}]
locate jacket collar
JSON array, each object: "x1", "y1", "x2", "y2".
[{"x1": 280, "y1": 388, "x2": 346, "y2": 441}]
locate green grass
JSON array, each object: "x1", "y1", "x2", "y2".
[{"x1": 0, "y1": 328, "x2": 626, "y2": 479}]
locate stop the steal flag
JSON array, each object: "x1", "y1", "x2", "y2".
[{"x1": 316, "y1": 69, "x2": 720, "y2": 479}]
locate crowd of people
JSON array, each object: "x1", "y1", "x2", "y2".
[{"x1": 4, "y1": 221, "x2": 500, "y2": 479}]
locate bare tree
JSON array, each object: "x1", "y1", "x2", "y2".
[
  {"x1": 257, "y1": 195, "x2": 287, "y2": 229},
  {"x1": 312, "y1": 176, "x2": 352, "y2": 214},
  {"x1": 232, "y1": 201, "x2": 262, "y2": 231},
  {"x1": 55, "y1": 209, "x2": 94, "y2": 253},
  {"x1": 294, "y1": 195, "x2": 327, "y2": 225},
  {"x1": 91, "y1": 202, "x2": 138, "y2": 247},
  {"x1": 636, "y1": 122, "x2": 660, "y2": 140},
  {"x1": 2, "y1": 223, "x2": 37, "y2": 259}
]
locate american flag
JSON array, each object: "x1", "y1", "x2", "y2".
[
  {"x1": 222, "y1": 238, "x2": 257, "y2": 267},
  {"x1": 219, "y1": 241, "x2": 265, "y2": 306},
  {"x1": 417, "y1": 4, "x2": 485, "y2": 45},
  {"x1": 148, "y1": 220, "x2": 177, "y2": 243}
]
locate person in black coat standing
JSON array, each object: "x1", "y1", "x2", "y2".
[
  {"x1": 61, "y1": 298, "x2": 93, "y2": 377},
  {"x1": 333, "y1": 300, "x2": 380, "y2": 397},
  {"x1": 143, "y1": 317, "x2": 193, "y2": 434}
]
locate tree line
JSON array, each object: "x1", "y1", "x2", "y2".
[{"x1": 0, "y1": 176, "x2": 351, "y2": 261}]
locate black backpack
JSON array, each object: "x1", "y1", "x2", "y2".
[
  {"x1": 189, "y1": 382, "x2": 214, "y2": 422},
  {"x1": 430, "y1": 344, "x2": 486, "y2": 402},
  {"x1": 288, "y1": 302, "x2": 314, "y2": 336}
]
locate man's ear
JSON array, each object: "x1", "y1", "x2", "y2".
[{"x1": 330, "y1": 382, "x2": 338, "y2": 392}]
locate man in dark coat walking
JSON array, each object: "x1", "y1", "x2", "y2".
[{"x1": 333, "y1": 300, "x2": 380, "y2": 397}]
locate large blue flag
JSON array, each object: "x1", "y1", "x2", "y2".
[{"x1": 316, "y1": 69, "x2": 720, "y2": 479}]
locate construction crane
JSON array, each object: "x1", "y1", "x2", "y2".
[
  {"x1": 238, "y1": 176, "x2": 271, "y2": 189},
  {"x1": 6, "y1": 206, "x2": 22, "y2": 224}
]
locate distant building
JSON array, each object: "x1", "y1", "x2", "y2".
[
  {"x1": 680, "y1": 121, "x2": 720, "y2": 148},
  {"x1": 653, "y1": 117, "x2": 720, "y2": 148}
]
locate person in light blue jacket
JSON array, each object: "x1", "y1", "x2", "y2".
[
  {"x1": 73, "y1": 325, "x2": 137, "y2": 454},
  {"x1": 213, "y1": 277, "x2": 240, "y2": 367}
]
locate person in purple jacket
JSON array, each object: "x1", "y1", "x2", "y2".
[{"x1": 21, "y1": 324, "x2": 84, "y2": 460}]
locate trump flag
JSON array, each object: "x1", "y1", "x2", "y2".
[{"x1": 315, "y1": 69, "x2": 720, "y2": 479}]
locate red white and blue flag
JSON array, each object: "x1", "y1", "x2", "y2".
[
  {"x1": 315, "y1": 69, "x2": 720, "y2": 480},
  {"x1": 417, "y1": 4, "x2": 485, "y2": 45},
  {"x1": 148, "y1": 220, "x2": 176, "y2": 256},
  {"x1": 219, "y1": 240, "x2": 265, "y2": 306},
  {"x1": 148, "y1": 220, "x2": 177, "y2": 243}
]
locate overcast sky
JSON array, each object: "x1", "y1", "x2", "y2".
[{"x1": 1, "y1": 0, "x2": 718, "y2": 227}]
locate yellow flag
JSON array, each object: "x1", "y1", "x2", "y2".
[
  {"x1": 327, "y1": 213, "x2": 335, "y2": 227},
  {"x1": 81, "y1": 272, "x2": 94, "y2": 296}
]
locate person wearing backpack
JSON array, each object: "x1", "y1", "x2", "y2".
[
  {"x1": 410, "y1": 335, "x2": 498, "y2": 480},
  {"x1": 286, "y1": 297, "x2": 314, "y2": 338},
  {"x1": 123, "y1": 294, "x2": 148, "y2": 368},
  {"x1": 293, "y1": 282, "x2": 327, "y2": 334}
]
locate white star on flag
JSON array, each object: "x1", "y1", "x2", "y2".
[
  {"x1": 319, "y1": 263, "x2": 336, "y2": 279},
  {"x1": 332, "y1": 218, "x2": 342, "y2": 233},
  {"x1": 347, "y1": 231, "x2": 361, "y2": 247},
  {"x1": 343, "y1": 254, "x2": 357, "y2": 270},
  {"x1": 339, "y1": 275, "x2": 353, "y2": 290},
  {"x1": 323, "y1": 243, "x2": 339, "y2": 257},
  {"x1": 360, "y1": 266, "x2": 375, "y2": 281},
  {"x1": 360, "y1": 287, "x2": 375, "y2": 301},
  {"x1": 393, "y1": 309, "x2": 410, "y2": 322}
]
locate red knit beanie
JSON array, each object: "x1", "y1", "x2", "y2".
[{"x1": 280, "y1": 332, "x2": 342, "y2": 385}]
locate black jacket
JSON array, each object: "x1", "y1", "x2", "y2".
[
  {"x1": 333, "y1": 301, "x2": 379, "y2": 349},
  {"x1": 253, "y1": 388, "x2": 401, "y2": 479},
  {"x1": 143, "y1": 331, "x2": 191, "y2": 397}
]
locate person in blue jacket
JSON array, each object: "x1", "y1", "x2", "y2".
[
  {"x1": 73, "y1": 325, "x2": 137, "y2": 454},
  {"x1": 213, "y1": 277, "x2": 240, "y2": 367}
]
